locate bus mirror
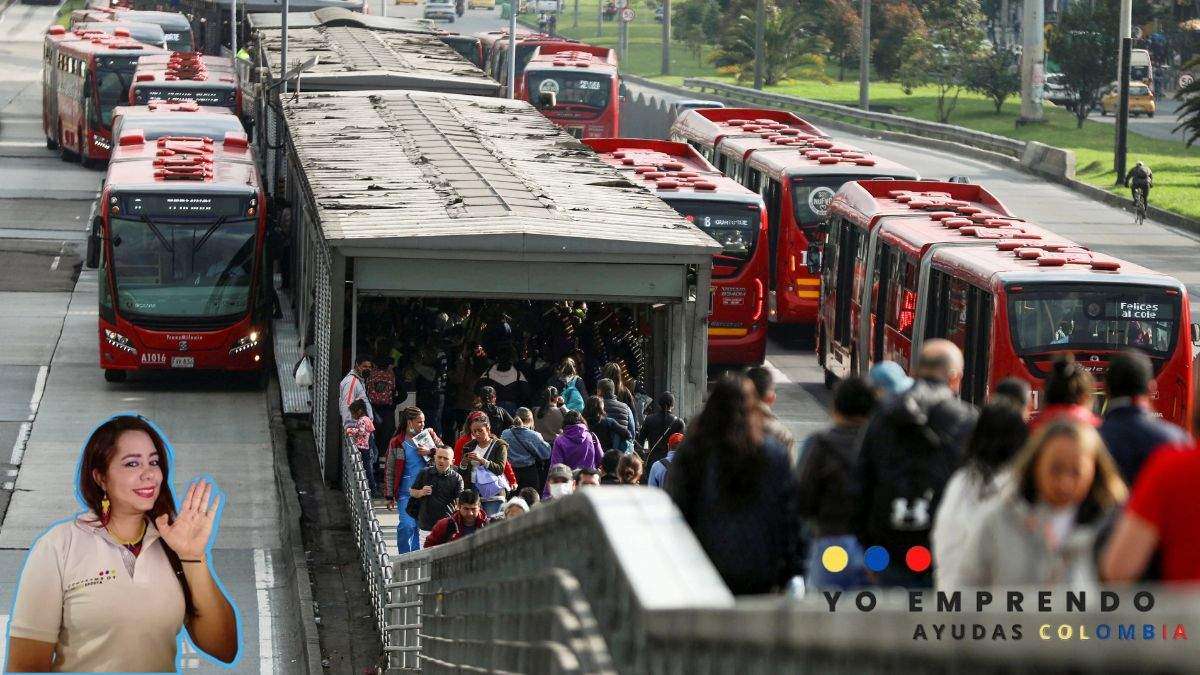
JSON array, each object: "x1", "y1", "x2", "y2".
[
  {"x1": 85, "y1": 215, "x2": 102, "y2": 270},
  {"x1": 537, "y1": 91, "x2": 557, "y2": 109},
  {"x1": 1191, "y1": 322, "x2": 1200, "y2": 346},
  {"x1": 806, "y1": 244, "x2": 822, "y2": 275}
]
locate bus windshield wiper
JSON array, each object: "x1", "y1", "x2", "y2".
[
  {"x1": 139, "y1": 215, "x2": 174, "y2": 254},
  {"x1": 193, "y1": 216, "x2": 228, "y2": 256}
]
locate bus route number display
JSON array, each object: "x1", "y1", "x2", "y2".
[{"x1": 124, "y1": 195, "x2": 245, "y2": 217}]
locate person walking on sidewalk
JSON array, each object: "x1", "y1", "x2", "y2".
[{"x1": 409, "y1": 446, "x2": 464, "y2": 548}]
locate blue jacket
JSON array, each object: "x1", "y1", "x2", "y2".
[
  {"x1": 500, "y1": 427, "x2": 552, "y2": 468},
  {"x1": 397, "y1": 439, "x2": 427, "y2": 507},
  {"x1": 647, "y1": 451, "x2": 676, "y2": 488},
  {"x1": 1099, "y1": 401, "x2": 1188, "y2": 486}
]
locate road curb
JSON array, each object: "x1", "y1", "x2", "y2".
[
  {"x1": 630, "y1": 74, "x2": 1200, "y2": 237},
  {"x1": 266, "y1": 375, "x2": 325, "y2": 675}
]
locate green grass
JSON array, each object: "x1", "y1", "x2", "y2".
[{"x1": 56, "y1": 0, "x2": 85, "y2": 27}]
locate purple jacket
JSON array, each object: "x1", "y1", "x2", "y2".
[{"x1": 550, "y1": 423, "x2": 602, "y2": 472}]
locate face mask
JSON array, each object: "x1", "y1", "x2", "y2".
[{"x1": 548, "y1": 482, "x2": 573, "y2": 498}]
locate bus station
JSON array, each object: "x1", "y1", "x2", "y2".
[{"x1": 279, "y1": 89, "x2": 719, "y2": 482}]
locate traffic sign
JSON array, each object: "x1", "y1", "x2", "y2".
[{"x1": 620, "y1": 7, "x2": 634, "y2": 22}]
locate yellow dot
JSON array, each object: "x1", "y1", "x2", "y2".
[{"x1": 822, "y1": 545, "x2": 849, "y2": 573}]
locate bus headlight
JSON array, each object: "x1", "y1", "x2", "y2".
[
  {"x1": 229, "y1": 332, "x2": 261, "y2": 356},
  {"x1": 104, "y1": 329, "x2": 136, "y2": 354}
]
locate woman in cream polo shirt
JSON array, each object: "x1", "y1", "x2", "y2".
[{"x1": 5, "y1": 415, "x2": 239, "y2": 672}]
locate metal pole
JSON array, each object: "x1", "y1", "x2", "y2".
[
  {"x1": 508, "y1": 8, "x2": 517, "y2": 99},
  {"x1": 858, "y1": 0, "x2": 870, "y2": 110},
  {"x1": 281, "y1": 0, "x2": 288, "y2": 95},
  {"x1": 597, "y1": 0, "x2": 602, "y2": 38},
  {"x1": 1115, "y1": 36, "x2": 1132, "y2": 182},
  {"x1": 661, "y1": 0, "x2": 670, "y2": 75},
  {"x1": 230, "y1": 0, "x2": 236, "y2": 56},
  {"x1": 274, "y1": 0, "x2": 288, "y2": 193},
  {"x1": 753, "y1": 0, "x2": 764, "y2": 89},
  {"x1": 381, "y1": 0, "x2": 388, "y2": 19},
  {"x1": 1017, "y1": 0, "x2": 1043, "y2": 123},
  {"x1": 573, "y1": 0, "x2": 578, "y2": 28}
]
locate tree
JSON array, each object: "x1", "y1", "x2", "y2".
[
  {"x1": 871, "y1": 0, "x2": 926, "y2": 80},
  {"x1": 711, "y1": 2, "x2": 830, "y2": 86},
  {"x1": 820, "y1": 0, "x2": 861, "y2": 81},
  {"x1": 895, "y1": 0, "x2": 986, "y2": 123},
  {"x1": 674, "y1": 0, "x2": 721, "y2": 65},
  {"x1": 1174, "y1": 55, "x2": 1200, "y2": 146},
  {"x1": 966, "y1": 45, "x2": 1020, "y2": 112},
  {"x1": 1046, "y1": 0, "x2": 1119, "y2": 128}
]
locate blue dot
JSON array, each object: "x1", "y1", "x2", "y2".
[{"x1": 864, "y1": 546, "x2": 890, "y2": 572}]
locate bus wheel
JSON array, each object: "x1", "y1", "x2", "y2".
[{"x1": 103, "y1": 369, "x2": 127, "y2": 383}]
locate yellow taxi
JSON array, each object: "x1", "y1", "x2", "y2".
[
  {"x1": 468, "y1": 0, "x2": 495, "y2": 8},
  {"x1": 395, "y1": 0, "x2": 418, "y2": 6},
  {"x1": 1100, "y1": 81, "x2": 1156, "y2": 117}
]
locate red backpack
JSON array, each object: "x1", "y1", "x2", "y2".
[{"x1": 367, "y1": 369, "x2": 395, "y2": 407}]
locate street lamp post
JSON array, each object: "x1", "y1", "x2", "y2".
[
  {"x1": 859, "y1": 0, "x2": 870, "y2": 110},
  {"x1": 753, "y1": 0, "x2": 764, "y2": 89},
  {"x1": 661, "y1": 0, "x2": 671, "y2": 76},
  {"x1": 1114, "y1": 0, "x2": 1132, "y2": 183}
]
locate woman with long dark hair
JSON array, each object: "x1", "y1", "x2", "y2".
[
  {"x1": 6, "y1": 415, "x2": 238, "y2": 671},
  {"x1": 932, "y1": 399, "x2": 1029, "y2": 590},
  {"x1": 664, "y1": 373, "x2": 802, "y2": 594},
  {"x1": 1033, "y1": 354, "x2": 1099, "y2": 430},
  {"x1": 533, "y1": 386, "x2": 566, "y2": 444},
  {"x1": 582, "y1": 395, "x2": 631, "y2": 452}
]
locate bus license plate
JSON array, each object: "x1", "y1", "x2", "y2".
[{"x1": 171, "y1": 357, "x2": 195, "y2": 368}]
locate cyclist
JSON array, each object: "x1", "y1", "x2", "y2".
[{"x1": 1124, "y1": 161, "x2": 1153, "y2": 212}]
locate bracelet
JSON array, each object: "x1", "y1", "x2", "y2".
[{"x1": 179, "y1": 558, "x2": 205, "y2": 564}]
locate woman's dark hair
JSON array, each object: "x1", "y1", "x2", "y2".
[
  {"x1": 518, "y1": 487, "x2": 541, "y2": 507},
  {"x1": 563, "y1": 410, "x2": 584, "y2": 427},
  {"x1": 675, "y1": 373, "x2": 763, "y2": 509},
  {"x1": 832, "y1": 376, "x2": 876, "y2": 418},
  {"x1": 601, "y1": 449, "x2": 622, "y2": 476},
  {"x1": 349, "y1": 399, "x2": 367, "y2": 417},
  {"x1": 604, "y1": 362, "x2": 630, "y2": 399},
  {"x1": 536, "y1": 386, "x2": 558, "y2": 420},
  {"x1": 583, "y1": 396, "x2": 606, "y2": 429},
  {"x1": 657, "y1": 391, "x2": 676, "y2": 412},
  {"x1": 1044, "y1": 354, "x2": 1095, "y2": 406},
  {"x1": 617, "y1": 453, "x2": 643, "y2": 484},
  {"x1": 79, "y1": 415, "x2": 195, "y2": 618},
  {"x1": 962, "y1": 400, "x2": 1028, "y2": 498},
  {"x1": 401, "y1": 406, "x2": 423, "y2": 424}
]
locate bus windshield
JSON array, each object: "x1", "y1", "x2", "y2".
[
  {"x1": 162, "y1": 30, "x2": 191, "y2": 53},
  {"x1": 669, "y1": 199, "x2": 759, "y2": 261},
  {"x1": 792, "y1": 177, "x2": 864, "y2": 229},
  {"x1": 95, "y1": 58, "x2": 138, "y2": 127},
  {"x1": 110, "y1": 216, "x2": 257, "y2": 319},
  {"x1": 1007, "y1": 285, "x2": 1179, "y2": 357},
  {"x1": 525, "y1": 70, "x2": 612, "y2": 110}
]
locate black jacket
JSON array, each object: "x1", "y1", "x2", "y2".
[
  {"x1": 411, "y1": 466, "x2": 465, "y2": 531},
  {"x1": 853, "y1": 379, "x2": 977, "y2": 553},
  {"x1": 665, "y1": 437, "x2": 803, "y2": 595},
  {"x1": 1099, "y1": 401, "x2": 1187, "y2": 486},
  {"x1": 600, "y1": 394, "x2": 637, "y2": 439},
  {"x1": 591, "y1": 415, "x2": 631, "y2": 451},
  {"x1": 796, "y1": 422, "x2": 865, "y2": 537},
  {"x1": 637, "y1": 411, "x2": 685, "y2": 477},
  {"x1": 475, "y1": 403, "x2": 513, "y2": 436}
]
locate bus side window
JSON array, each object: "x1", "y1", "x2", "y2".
[
  {"x1": 822, "y1": 217, "x2": 841, "y2": 291},
  {"x1": 888, "y1": 255, "x2": 917, "y2": 337},
  {"x1": 924, "y1": 268, "x2": 950, "y2": 340},
  {"x1": 962, "y1": 285, "x2": 994, "y2": 404},
  {"x1": 747, "y1": 169, "x2": 762, "y2": 193}
]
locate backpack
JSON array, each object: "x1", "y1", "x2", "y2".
[
  {"x1": 367, "y1": 369, "x2": 395, "y2": 407},
  {"x1": 561, "y1": 377, "x2": 585, "y2": 412}
]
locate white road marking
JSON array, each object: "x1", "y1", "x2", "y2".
[
  {"x1": 49, "y1": 242, "x2": 65, "y2": 271},
  {"x1": 29, "y1": 365, "x2": 47, "y2": 418},
  {"x1": 10, "y1": 365, "x2": 48, "y2": 466},
  {"x1": 9, "y1": 421, "x2": 30, "y2": 466},
  {"x1": 254, "y1": 548, "x2": 276, "y2": 674},
  {"x1": 764, "y1": 359, "x2": 792, "y2": 384}
]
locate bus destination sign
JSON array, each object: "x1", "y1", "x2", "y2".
[{"x1": 123, "y1": 194, "x2": 247, "y2": 217}]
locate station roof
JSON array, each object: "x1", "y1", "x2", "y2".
[
  {"x1": 932, "y1": 244, "x2": 1180, "y2": 291},
  {"x1": 247, "y1": 7, "x2": 432, "y2": 33},
  {"x1": 282, "y1": 90, "x2": 722, "y2": 257},
  {"x1": 255, "y1": 23, "x2": 497, "y2": 96}
]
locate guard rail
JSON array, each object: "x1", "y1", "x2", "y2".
[{"x1": 341, "y1": 433, "x2": 394, "y2": 648}]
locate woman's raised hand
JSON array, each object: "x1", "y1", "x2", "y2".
[{"x1": 156, "y1": 478, "x2": 220, "y2": 560}]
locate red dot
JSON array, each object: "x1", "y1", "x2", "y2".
[{"x1": 906, "y1": 546, "x2": 932, "y2": 573}]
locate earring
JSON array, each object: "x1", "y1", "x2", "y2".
[{"x1": 101, "y1": 492, "x2": 110, "y2": 519}]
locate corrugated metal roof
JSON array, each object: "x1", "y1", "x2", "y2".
[
  {"x1": 256, "y1": 25, "x2": 497, "y2": 96},
  {"x1": 284, "y1": 90, "x2": 721, "y2": 256}
]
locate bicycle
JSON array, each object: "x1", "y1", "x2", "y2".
[{"x1": 1132, "y1": 188, "x2": 1148, "y2": 227}]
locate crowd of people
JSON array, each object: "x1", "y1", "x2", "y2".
[
  {"x1": 346, "y1": 331, "x2": 1200, "y2": 591},
  {"x1": 669, "y1": 339, "x2": 1198, "y2": 594}
]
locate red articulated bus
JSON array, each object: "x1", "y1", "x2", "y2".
[
  {"x1": 128, "y1": 52, "x2": 241, "y2": 117},
  {"x1": 523, "y1": 45, "x2": 619, "y2": 139},
  {"x1": 43, "y1": 25, "x2": 165, "y2": 166},
  {"x1": 818, "y1": 181, "x2": 1199, "y2": 426},
  {"x1": 478, "y1": 31, "x2": 581, "y2": 96},
  {"x1": 584, "y1": 138, "x2": 770, "y2": 365},
  {"x1": 674, "y1": 108, "x2": 920, "y2": 328},
  {"x1": 819, "y1": 180, "x2": 1075, "y2": 391},
  {"x1": 93, "y1": 131, "x2": 268, "y2": 382}
]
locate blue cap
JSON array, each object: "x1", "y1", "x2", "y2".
[{"x1": 869, "y1": 361, "x2": 914, "y2": 396}]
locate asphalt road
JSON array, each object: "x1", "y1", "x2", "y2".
[
  {"x1": 0, "y1": 3, "x2": 301, "y2": 672},
  {"x1": 1084, "y1": 96, "x2": 1190, "y2": 144}
]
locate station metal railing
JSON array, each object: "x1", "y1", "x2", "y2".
[{"x1": 340, "y1": 433, "x2": 394, "y2": 646}]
